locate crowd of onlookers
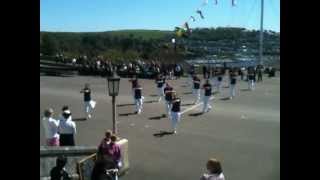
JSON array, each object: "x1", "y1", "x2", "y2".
[{"x1": 52, "y1": 54, "x2": 185, "y2": 79}]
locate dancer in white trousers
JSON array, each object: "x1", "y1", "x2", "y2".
[
  {"x1": 170, "y1": 93, "x2": 181, "y2": 134},
  {"x1": 202, "y1": 79, "x2": 213, "y2": 113},
  {"x1": 155, "y1": 74, "x2": 165, "y2": 102},
  {"x1": 192, "y1": 75, "x2": 201, "y2": 104},
  {"x1": 133, "y1": 84, "x2": 143, "y2": 114},
  {"x1": 216, "y1": 68, "x2": 224, "y2": 93},
  {"x1": 163, "y1": 83, "x2": 175, "y2": 118},
  {"x1": 80, "y1": 83, "x2": 95, "y2": 119},
  {"x1": 229, "y1": 68, "x2": 238, "y2": 99},
  {"x1": 248, "y1": 67, "x2": 256, "y2": 90}
]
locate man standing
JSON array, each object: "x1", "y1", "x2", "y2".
[
  {"x1": 50, "y1": 156, "x2": 71, "y2": 180},
  {"x1": 42, "y1": 108, "x2": 60, "y2": 146},
  {"x1": 170, "y1": 93, "x2": 181, "y2": 134},
  {"x1": 202, "y1": 79, "x2": 213, "y2": 113},
  {"x1": 58, "y1": 106, "x2": 76, "y2": 146},
  {"x1": 193, "y1": 75, "x2": 201, "y2": 104},
  {"x1": 155, "y1": 74, "x2": 165, "y2": 102},
  {"x1": 202, "y1": 65, "x2": 208, "y2": 79},
  {"x1": 80, "y1": 83, "x2": 95, "y2": 119},
  {"x1": 163, "y1": 83, "x2": 175, "y2": 118},
  {"x1": 133, "y1": 84, "x2": 143, "y2": 114}
]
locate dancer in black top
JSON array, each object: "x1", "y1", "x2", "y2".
[
  {"x1": 155, "y1": 74, "x2": 165, "y2": 102},
  {"x1": 170, "y1": 93, "x2": 181, "y2": 134},
  {"x1": 202, "y1": 79, "x2": 213, "y2": 113}
]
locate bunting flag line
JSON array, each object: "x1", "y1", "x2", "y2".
[
  {"x1": 190, "y1": 16, "x2": 196, "y2": 22},
  {"x1": 175, "y1": 0, "x2": 238, "y2": 38},
  {"x1": 202, "y1": 0, "x2": 209, "y2": 7},
  {"x1": 184, "y1": 22, "x2": 191, "y2": 33},
  {"x1": 196, "y1": 9, "x2": 205, "y2": 19},
  {"x1": 232, "y1": 0, "x2": 236, "y2": 6}
]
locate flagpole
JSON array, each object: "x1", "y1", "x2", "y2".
[{"x1": 259, "y1": 0, "x2": 264, "y2": 66}]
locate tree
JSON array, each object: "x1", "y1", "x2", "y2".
[{"x1": 41, "y1": 34, "x2": 58, "y2": 55}]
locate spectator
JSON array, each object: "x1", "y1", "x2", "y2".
[
  {"x1": 99, "y1": 134, "x2": 122, "y2": 168},
  {"x1": 58, "y1": 106, "x2": 76, "y2": 146},
  {"x1": 50, "y1": 155, "x2": 71, "y2": 180},
  {"x1": 200, "y1": 158, "x2": 225, "y2": 180},
  {"x1": 42, "y1": 108, "x2": 60, "y2": 146},
  {"x1": 91, "y1": 158, "x2": 117, "y2": 180},
  {"x1": 98, "y1": 130, "x2": 113, "y2": 158}
]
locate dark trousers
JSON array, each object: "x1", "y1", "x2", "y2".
[
  {"x1": 60, "y1": 134, "x2": 75, "y2": 146},
  {"x1": 258, "y1": 74, "x2": 263, "y2": 82}
]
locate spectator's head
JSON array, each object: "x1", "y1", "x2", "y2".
[
  {"x1": 62, "y1": 106, "x2": 71, "y2": 119},
  {"x1": 110, "y1": 135, "x2": 117, "y2": 143},
  {"x1": 105, "y1": 130, "x2": 112, "y2": 140},
  {"x1": 206, "y1": 158, "x2": 223, "y2": 174},
  {"x1": 44, "y1": 108, "x2": 54, "y2": 118},
  {"x1": 56, "y1": 155, "x2": 67, "y2": 168}
]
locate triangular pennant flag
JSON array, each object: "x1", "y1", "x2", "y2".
[
  {"x1": 232, "y1": 0, "x2": 236, "y2": 6},
  {"x1": 202, "y1": 0, "x2": 209, "y2": 6},
  {"x1": 184, "y1": 22, "x2": 191, "y2": 33},
  {"x1": 196, "y1": 10, "x2": 205, "y2": 19},
  {"x1": 190, "y1": 16, "x2": 196, "y2": 22}
]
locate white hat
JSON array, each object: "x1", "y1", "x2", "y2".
[{"x1": 63, "y1": 110, "x2": 71, "y2": 114}]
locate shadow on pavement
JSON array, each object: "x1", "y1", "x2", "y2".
[
  {"x1": 153, "y1": 131, "x2": 174, "y2": 137},
  {"x1": 180, "y1": 85, "x2": 188, "y2": 87},
  {"x1": 73, "y1": 118, "x2": 87, "y2": 121},
  {"x1": 220, "y1": 97, "x2": 231, "y2": 101},
  {"x1": 189, "y1": 112, "x2": 204, "y2": 117},
  {"x1": 117, "y1": 103, "x2": 135, "y2": 107},
  {"x1": 181, "y1": 103, "x2": 194, "y2": 106},
  {"x1": 145, "y1": 100, "x2": 158, "y2": 103},
  {"x1": 240, "y1": 89, "x2": 251, "y2": 92},
  {"x1": 118, "y1": 112, "x2": 136, "y2": 116},
  {"x1": 183, "y1": 92, "x2": 193, "y2": 95},
  {"x1": 149, "y1": 94, "x2": 158, "y2": 97},
  {"x1": 149, "y1": 114, "x2": 166, "y2": 120}
]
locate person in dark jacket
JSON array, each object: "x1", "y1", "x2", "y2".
[{"x1": 50, "y1": 155, "x2": 71, "y2": 180}]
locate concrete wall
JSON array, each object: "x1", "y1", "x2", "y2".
[{"x1": 40, "y1": 138, "x2": 129, "y2": 180}]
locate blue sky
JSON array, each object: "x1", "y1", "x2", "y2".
[{"x1": 40, "y1": 0, "x2": 279, "y2": 32}]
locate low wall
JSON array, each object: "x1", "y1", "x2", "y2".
[{"x1": 40, "y1": 138, "x2": 129, "y2": 180}]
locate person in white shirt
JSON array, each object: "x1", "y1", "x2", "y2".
[
  {"x1": 58, "y1": 106, "x2": 76, "y2": 146},
  {"x1": 42, "y1": 108, "x2": 60, "y2": 146},
  {"x1": 200, "y1": 158, "x2": 225, "y2": 180}
]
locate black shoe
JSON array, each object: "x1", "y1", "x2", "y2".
[
  {"x1": 162, "y1": 114, "x2": 166, "y2": 117},
  {"x1": 134, "y1": 111, "x2": 138, "y2": 114}
]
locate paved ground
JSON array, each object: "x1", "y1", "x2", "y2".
[{"x1": 40, "y1": 74, "x2": 280, "y2": 180}]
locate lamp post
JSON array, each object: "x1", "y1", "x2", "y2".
[{"x1": 107, "y1": 74, "x2": 121, "y2": 134}]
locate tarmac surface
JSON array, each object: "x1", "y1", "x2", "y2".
[{"x1": 40, "y1": 74, "x2": 280, "y2": 180}]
